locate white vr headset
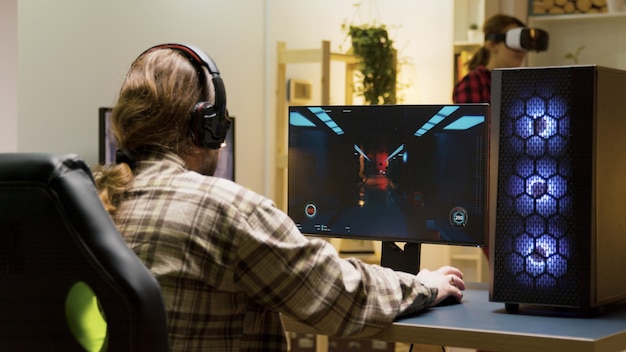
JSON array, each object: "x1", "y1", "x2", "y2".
[{"x1": 485, "y1": 27, "x2": 549, "y2": 52}]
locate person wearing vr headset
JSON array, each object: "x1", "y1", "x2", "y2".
[
  {"x1": 93, "y1": 43, "x2": 465, "y2": 351},
  {"x1": 453, "y1": 14, "x2": 549, "y2": 104}
]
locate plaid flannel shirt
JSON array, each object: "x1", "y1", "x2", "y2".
[
  {"x1": 453, "y1": 65, "x2": 492, "y2": 104},
  {"x1": 115, "y1": 147, "x2": 437, "y2": 351}
]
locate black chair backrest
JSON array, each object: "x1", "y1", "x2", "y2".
[{"x1": 0, "y1": 153, "x2": 169, "y2": 351}]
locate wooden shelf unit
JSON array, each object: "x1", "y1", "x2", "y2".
[{"x1": 527, "y1": 10, "x2": 626, "y2": 70}]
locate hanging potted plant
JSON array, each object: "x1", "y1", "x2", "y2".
[{"x1": 344, "y1": 23, "x2": 397, "y2": 105}]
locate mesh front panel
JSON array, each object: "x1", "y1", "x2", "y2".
[{"x1": 492, "y1": 67, "x2": 594, "y2": 308}]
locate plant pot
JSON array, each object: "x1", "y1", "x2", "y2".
[{"x1": 467, "y1": 29, "x2": 481, "y2": 43}]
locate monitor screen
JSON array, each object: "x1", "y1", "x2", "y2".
[
  {"x1": 98, "y1": 107, "x2": 116, "y2": 165},
  {"x1": 98, "y1": 107, "x2": 236, "y2": 181},
  {"x1": 288, "y1": 104, "x2": 489, "y2": 246}
]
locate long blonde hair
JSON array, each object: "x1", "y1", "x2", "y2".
[
  {"x1": 94, "y1": 48, "x2": 210, "y2": 215},
  {"x1": 467, "y1": 14, "x2": 525, "y2": 71}
]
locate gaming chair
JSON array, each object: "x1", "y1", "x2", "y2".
[{"x1": 0, "y1": 153, "x2": 169, "y2": 351}]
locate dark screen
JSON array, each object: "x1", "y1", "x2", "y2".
[
  {"x1": 288, "y1": 104, "x2": 489, "y2": 246},
  {"x1": 98, "y1": 107, "x2": 235, "y2": 181}
]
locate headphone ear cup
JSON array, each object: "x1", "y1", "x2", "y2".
[{"x1": 191, "y1": 101, "x2": 228, "y2": 149}]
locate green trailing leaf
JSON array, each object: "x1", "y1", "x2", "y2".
[{"x1": 564, "y1": 46, "x2": 585, "y2": 64}]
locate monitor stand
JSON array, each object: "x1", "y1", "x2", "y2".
[{"x1": 381, "y1": 241, "x2": 421, "y2": 274}]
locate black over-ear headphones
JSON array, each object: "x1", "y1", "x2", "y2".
[{"x1": 140, "y1": 43, "x2": 231, "y2": 149}]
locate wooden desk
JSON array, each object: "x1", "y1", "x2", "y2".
[{"x1": 282, "y1": 283, "x2": 626, "y2": 352}]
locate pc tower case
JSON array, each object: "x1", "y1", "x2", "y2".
[{"x1": 490, "y1": 65, "x2": 626, "y2": 312}]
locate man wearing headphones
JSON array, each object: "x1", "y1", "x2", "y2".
[{"x1": 94, "y1": 43, "x2": 465, "y2": 351}]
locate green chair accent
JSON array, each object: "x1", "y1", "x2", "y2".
[{"x1": 65, "y1": 281, "x2": 108, "y2": 351}]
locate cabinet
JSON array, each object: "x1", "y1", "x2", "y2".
[
  {"x1": 453, "y1": 0, "x2": 490, "y2": 50},
  {"x1": 528, "y1": 12, "x2": 626, "y2": 70}
]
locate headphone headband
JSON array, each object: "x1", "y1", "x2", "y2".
[{"x1": 145, "y1": 43, "x2": 221, "y2": 76}]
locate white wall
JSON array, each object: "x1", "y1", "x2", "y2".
[
  {"x1": 18, "y1": 0, "x2": 266, "y2": 193},
  {"x1": 0, "y1": 0, "x2": 18, "y2": 152}
]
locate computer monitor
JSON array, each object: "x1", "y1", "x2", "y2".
[
  {"x1": 288, "y1": 104, "x2": 489, "y2": 272},
  {"x1": 98, "y1": 107, "x2": 236, "y2": 181}
]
